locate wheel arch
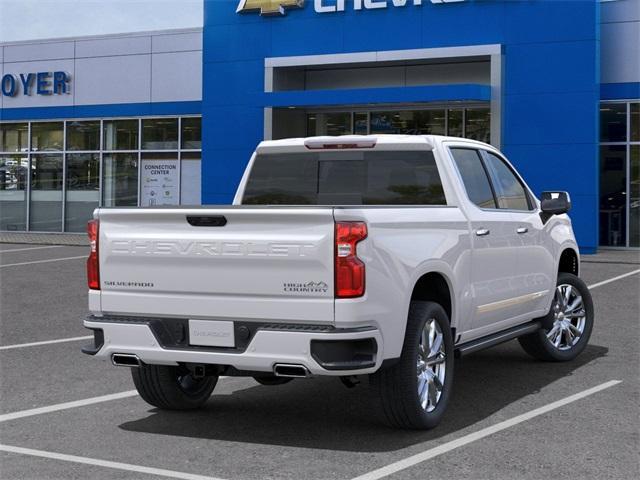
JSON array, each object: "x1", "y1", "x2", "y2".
[
  {"x1": 558, "y1": 247, "x2": 579, "y2": 277},
  {"x1": 410, "y1": 271, "x2": 454, "y2": 328}
]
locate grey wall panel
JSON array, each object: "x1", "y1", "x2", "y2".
[
  {"x1": 299, "y1": 62, "x2": 489, "y2": 91},
  {"x1": 305, "y1": 66, "x2": 405, "y2": 90},
  {"x1": 151, "y1": 51, "x2": 202, "y2": 102},
  {"x1": 406, "y1": 62, "x2": 489, "y2": 86},
  {"x1": 1, "y1": 59, "x2": 75, "y2": 108},
  {"x1": 601, "y1": 0, "x2": 640, "y2": 23},
  {"x1": 0, "y1": 46, "x2": 4, "y2": 63},
  {"x1": 4, "y1": 41, "x2": 74, "y2": 62},
  {"x1": 75, "y1": 55, "x2": 151, "y2": 105},
  {"x1": 75, "y1": 36, "x2": 151, "y2": 58},
  {"x1": 152, "y1": 32, "x2": 202, "y2": 53},
  {"x1": 601, "y1": 21, "x2": 640, "y2": 84}
]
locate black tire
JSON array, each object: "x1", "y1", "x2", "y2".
[
  {"x1": 131, "y1": 364, "x2": 218, "y2": 410},
  {"x1": 370, "y1": 301, "x2": 454, "y2": 430},
  {"x1": 253, "y1": 375, "x2": 293, "y2": 386},
  {"x1": 518, "y1": 272, "x2": 594, "y2": 362}
]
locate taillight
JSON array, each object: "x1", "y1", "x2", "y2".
[
  {"x1": 335, "y1": 222, "x2": 367, "y2": 298},
  {"x1": 87, "y1": 219, "x2": 100, "y2": 290}
]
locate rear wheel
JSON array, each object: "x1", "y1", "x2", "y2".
[
  {"x1": 371, "y1": 301, "x2": 454, "y2": 430},
  {"x1": 132, "y1": 364, "x2": 218, "y2": 410},
  {"x1": 518, "y1": 272, "x2": 594, "y2": 362}
]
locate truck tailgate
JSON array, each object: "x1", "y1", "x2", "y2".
[{"x1": 97, "y1": 207, "x2": 335, "y2": 323}]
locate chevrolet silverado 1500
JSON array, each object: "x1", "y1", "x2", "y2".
[{"x1": 82, "y1": 135, "x2": 594, "y2": 429}]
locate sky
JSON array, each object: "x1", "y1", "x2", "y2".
[{"x1": 0, "y1": 0, "x2": 203, "y2": 43}]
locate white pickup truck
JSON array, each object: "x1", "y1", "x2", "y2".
[{"x1": 82, "y1": 135, "x2": 594, "y2": 429}]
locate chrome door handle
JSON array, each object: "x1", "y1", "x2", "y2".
[
  {"x1": 476, "y1": 229, "x2": 491, "y2": 237},
  {"x1": 517, "y1": 227, "x2": 529, "y2": 234}
]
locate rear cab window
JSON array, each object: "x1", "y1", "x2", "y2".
[{"x1": 242, "y1": 151, "x2": 447, "y2": 206}]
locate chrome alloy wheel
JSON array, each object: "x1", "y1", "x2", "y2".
[
  {"x1": 417, "y1": 318, "x2": 447, "y2": 412},
  {"x1": 546, "y1": 284, "x2": 587, "y2": 351}
]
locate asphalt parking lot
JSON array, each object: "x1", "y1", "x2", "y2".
[{"x1": 0, "y1": 243, "x2": 638, "y2": 480}]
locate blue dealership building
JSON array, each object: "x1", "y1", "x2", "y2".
[{"x1": 1, "y1": 0, "x2": 639, "y2": 252}]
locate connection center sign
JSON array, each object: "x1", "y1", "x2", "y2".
[{"x1": 141, "y1": 159, "x2": 180, "y2": 207}]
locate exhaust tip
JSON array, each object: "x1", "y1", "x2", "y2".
[
  {"x1": 111, "y1": 353, "x2": 141, "y2": 368},
  {"x1": 273, "y1": 364, "x2": 309, "y2": 378}
]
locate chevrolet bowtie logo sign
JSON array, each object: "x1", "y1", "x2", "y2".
[
  {"x1": 237, "y1": 0, "x2": 465, "y2": 16},
  {"x1": 236, "y1": 0, "x2": 305, "y2": 16}
]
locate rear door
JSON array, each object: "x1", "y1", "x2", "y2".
[{"x1": 98, "y1": 207, "x2": 336, "y2": 323}]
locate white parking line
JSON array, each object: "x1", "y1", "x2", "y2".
[
  {"x1": 351, "y1": 380, "x2": 622, "y2": 480},
  {"x1": 0, "y1": 255, "x2": 86, "y2": 268},
  {"x1": 0, "y1": 444, "x2": 225, "y2": 480},
  {"x1": 0, "y1": 245, "x2": 65, "y2": 253},
  {"x1": 0, "y1": 335, "x2": 93, "y2": 351},
  {"x1": 588, "y1": 269, "x2": 640, "y2": 290},
  {"x1": 0, "y1": 390, "x2": 139, "y2": 423}
]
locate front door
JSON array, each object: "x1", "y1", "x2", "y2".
[
  {"x1": 480, "y1": 150, "x2": 556, "y2": 317},
  {"x1": 448, "y1": 147, "x2": 524, "y2": 336}
]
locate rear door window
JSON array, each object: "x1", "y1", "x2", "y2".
[
  {"x1": 450, "y1": 148, "x2": 497, "y2": 209},
  {"x1": 243, "y1": 151, "x2": 447, "y2": 206}
]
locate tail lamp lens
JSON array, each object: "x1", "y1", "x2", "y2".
[
  {"x1": 87, "y1": 219, "x2": 100, "y2": 290},
  {"x1": 335, "y1": 222, "x2": 367, "y2": 298}
]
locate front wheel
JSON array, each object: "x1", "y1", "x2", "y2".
[
  {"x1": 518, "y1": 272, "x2": 594, "y2": 362},
  {"x1": 132, "y1": 364, "x2": 218, "y2": 410},
  {"x1": 371, "y1": 301, "x2": 454, "y2": 430}
]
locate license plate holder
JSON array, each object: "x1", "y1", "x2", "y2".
[{"x1": 188, "y1": 320, "x2": 235, "y2": 348}]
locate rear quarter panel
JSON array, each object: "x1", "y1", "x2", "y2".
[{"x1": 334, "y1": 206, "x2": 472, "y2": 360}]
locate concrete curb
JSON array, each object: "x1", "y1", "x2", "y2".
[{"x1": 0, "y1": 232, "x2": 88, "y2": 246}]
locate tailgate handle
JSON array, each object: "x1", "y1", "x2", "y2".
[{"x1": 187, "y1": 216, "x2": 227, "y2": 227}]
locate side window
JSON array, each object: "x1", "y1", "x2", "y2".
[
  {"x1": 483, "y1": 152, "x2": 531, "y2": 211},
  {"x1": 450, "y1": 148, "x2": 497, "y2": 209}
]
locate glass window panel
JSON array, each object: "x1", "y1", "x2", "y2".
[
  {"x1": 307, "y1": 113, "x2": 352, "y2": 136},
  {"x1": 1, "y1": 123, "x2": 28, "y2": 152},
  {"x1": 103, "y1": 153, "x2": 138, "y2": 207},
  {"x1": 0, "y1": 154, "x2": 28, "y2": 231},
  {"x1": 464, "y1": 108, "x2": 491, "y2": 143},
  {"x1": 66, "y1": 121, "x2": 100, "y2": 151},
  {"x1": 447, "y1": 109, "x2": 463, "y2": 137},
  {"x1": 142, "y1": 118, "x2": 178, "y2": 150},
  {"x1": 181, "y1": 157, "x2": 201, "y2": 205},
  {"x1": 370, "y1": 110, "x2": 445, "y2": 135},
  {"x1": 181, "y1": 117, "x2": 202, "y2": 149},
  {"x1": 631, "y1": 103, "x2": 639, "y2": 142},
  {"x1": 483, "y1": 152, "x2": 531, "y2": 210},
  {"x1": 30, "y1": 122, "x2": 63, "y2": 152},
  {"x1": 599, "y1": 145, "x2": 627, "y2": 247},
  {"x1": 65, "y1": 153, "x2": 100, "y2": 232},
  {"x1": 450, "y1": 148, "x2": 496, "y2": 209},
  {"x1": 630, "y1": 146, "x2": 639, "y2": 247},
  {"x1": 103, "y1": 119, "x2": 139, "y2": 150},
  {"x1": 29, "y1": 154, "x2": 63, "y2": 231},
  {"x1": 354, "y1": 113, "x2": 368, "y2": 135},
  {"x1": 600, "y1": 103, "x2": 627, "y2": 142},
  {"x1": 307, "y1": 115, "x2": 317, "y2": 136}
]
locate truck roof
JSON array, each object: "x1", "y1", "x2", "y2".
[{"x1": 256, "y1": 135, "x2": 492, "y2": 153}]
